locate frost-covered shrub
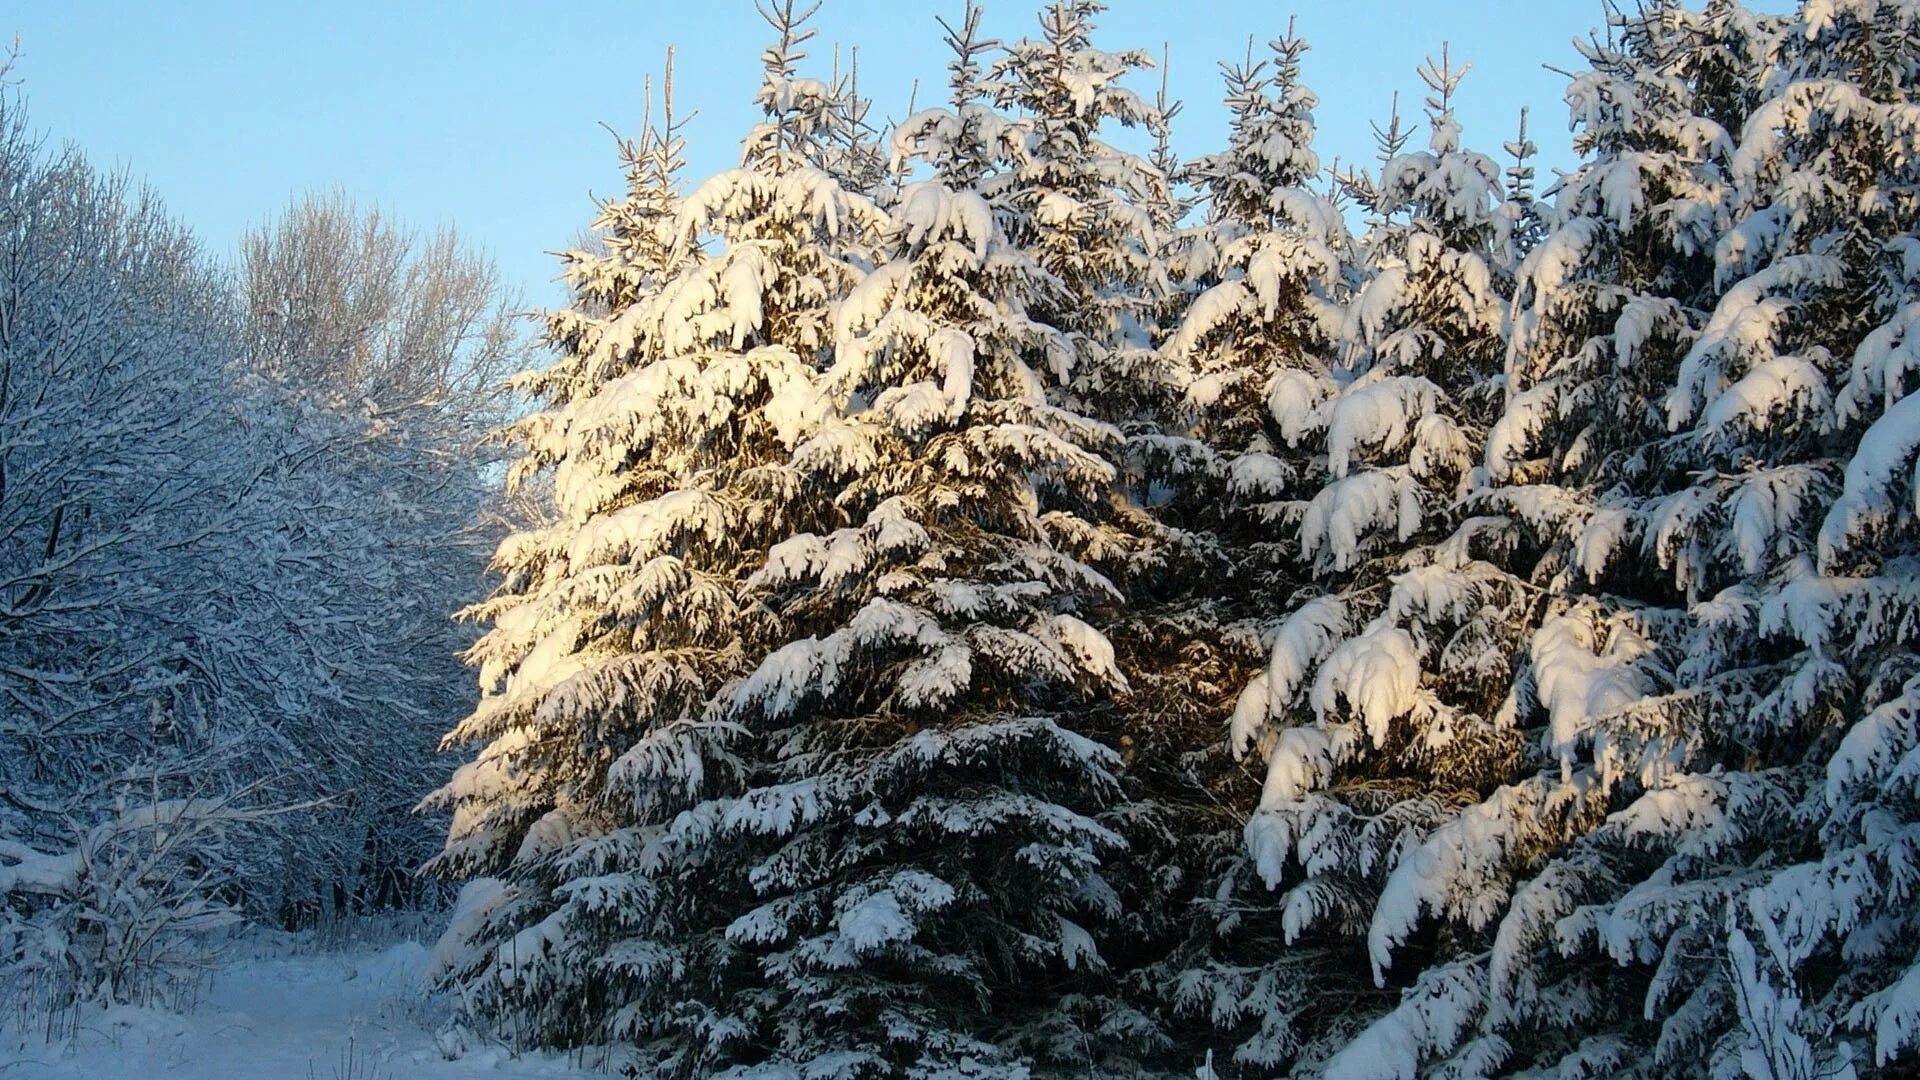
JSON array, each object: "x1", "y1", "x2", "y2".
[
  {"x1": 0, "y1": 80, "x2": 486, "y2": 1010},
  {"x1": 1, "y1": 798, "x2": 265, "y2": 1028}
]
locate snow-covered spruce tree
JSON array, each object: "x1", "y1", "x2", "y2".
[
  {"x1": 897, "y1": 17, "x2": 1226, "y2": 1068},
  {"x1": 1131, "y1": 26, "x2": 1379, "y2": 1073},
  {"x1": 1240, "y1": 7, "x2": 1787, "y2": 1075},
  {"x1": 1149, "y1": 22, "x2": 1352, "y2": 566},
  {"x1": 1461, "y1": 2, "x2": 1920, "y2": 1075},
  {"x1": 424, "y1": 62, "x2": 700, "y2": 885},
  {"x1": 1422, "y1": 5, "x2": 1782, "y2": 1074},
  {"x1": 671, "y1": 8, "x2": 1170, "y2": 1074},
  {"x1": 425, "y1": 12, "x2": 887, "y2": 1064},
  {"x1": 1205, "y1": 49, "x2": 1541, "y2": 1076},
  {"x1": 985, "y1": 0, "x2": 1257, "y2": 1007},
  {"x1": 1737, "y1": 5, "x2": 1920, "y2": 1066},
  {"x1": 987, "y1": 0, "x2": 1172, "y2": 424},
  {"x1": 1305, "y1": 2, "x2": 1910, "y2": 1075},
  {"x1": 1156, "y1": 22, "x2": 1351, "y2": 539}
]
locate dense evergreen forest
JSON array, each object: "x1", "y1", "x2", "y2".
[{"x1": 6, "y1": 2, "x2": 1920, "y2": 1077}]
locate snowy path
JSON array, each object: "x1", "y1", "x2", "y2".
[{"x1": 1, "y1": 942, "x2": 597, "y2": 1080}]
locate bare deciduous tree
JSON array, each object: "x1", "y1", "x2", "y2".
[
  {"x1": 2, "y1": 91, "x2": 497, "y2": 1015},
  {"x1": 240, "y1": 190, "x2": 528, "y2": 432}
]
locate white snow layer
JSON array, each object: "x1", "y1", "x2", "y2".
[{"x1": 0, "y1": 936, "x2": 596, "y2": 1079}]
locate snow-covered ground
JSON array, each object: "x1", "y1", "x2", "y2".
[{"x1": 0, "y1": 939, "x2": 597, "y2": 1080}]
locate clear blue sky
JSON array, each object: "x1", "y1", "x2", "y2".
[{"x1": 10, "y1": 1, "x2": 1655, "y2": 309}]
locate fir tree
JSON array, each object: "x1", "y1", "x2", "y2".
[
  {"x1": 1299, "y1": 8, "x2": 1772, "y2": 1073},
  {"x1": 1141, "y1": 25, "x2": 1373, "y2": 1074},
  {"x1": 1220, "y1": 47, "x2": 1535, "y2": 1078},
  {"x1": 1476, "y1": 2, "x2": 1920, "y2": 1074},
  {"x1": 701, "y1": 6, "x2": 1170, "y2": 1071},
  {"x1": 987, "y1": 0, "x2": 1171, "y2": 421},
  {"x1": 1165, "y1": 20, "x2": 1351, "y2": 525},
  {"x1": 1449, "y1": 4, "x2": 1785, "y2": 1074},
  {"x1": 426, "y1": 9, "x2": 888, "y2": 1066},
  {"x1": 418, "y1": 4, "x2": 1920, "y2": 1077}
]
